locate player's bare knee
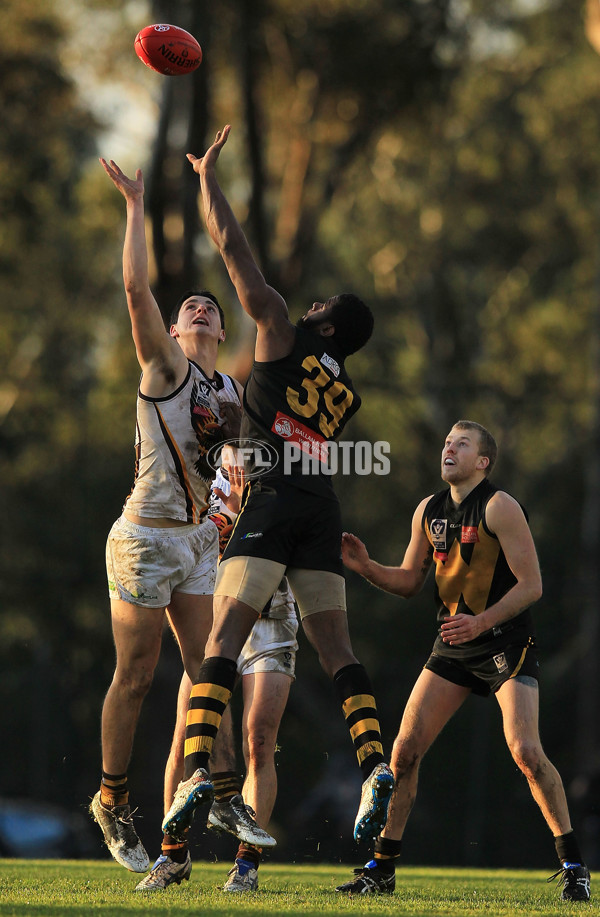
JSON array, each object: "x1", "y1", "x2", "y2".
[
  {"x1": 113, "y1": 665, "x2": 155, "y2": 700},
  {"x1": 245, "y1": 731, "x2": 274, "y2": 770},
  {"x1": 509, "y1": 739, "x2": 544, "y2": 778},
  {"x1": 391, "y1": 737, "x2": 421, "y2": 777}
]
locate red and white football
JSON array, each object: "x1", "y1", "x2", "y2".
[{"x1": 134, "y1": 23, "x2": 202, "y2": 76}]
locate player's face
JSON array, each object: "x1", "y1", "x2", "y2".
[
  {"x1": 173, "y1": 296, "x2": 224, "y2": 341},
  {"x1": 297, "y1": 298, "x2": 336, "y2": 328},
  {"x1": 441, "y1": 427, "x2": 487, "y2": 483}
]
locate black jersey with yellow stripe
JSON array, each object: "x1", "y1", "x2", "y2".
[
  {"x1": 241, "y1": 325, "x2": 361, "y2": 495},
  {"x1": 422, "y1": 478, "x2": 535, "y2": 644}
]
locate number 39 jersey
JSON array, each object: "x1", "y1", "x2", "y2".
[{"x1": 242, "y1": 325, "x2": 361, "y2": 494}]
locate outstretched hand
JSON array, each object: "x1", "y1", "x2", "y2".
[
  {"x1": 341, "y1": 532, "x2": 371, "y2": 575},
  {"x1": 99, "y1": 158, "x2": 144, "y2": 201},
  {"x1": 186, "y1": 124, "x2": 231, "y2": 175}
]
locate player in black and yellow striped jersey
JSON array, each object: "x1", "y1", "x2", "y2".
[
  {"x1": 161, "y1": 125, "x2": 393, "y2": 851},
  {"x1": 337, "y1": 420, "x2": 590, "y2": 902}
]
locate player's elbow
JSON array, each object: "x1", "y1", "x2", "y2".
[
  {"x1": 526, "y1": 576, "x2": 543, "y2": 606},
  {"x1": 393, "y1": 572, "x2": 423, "y2": 599},
  {"x1": 124, "y1": 280, "x2": 149, "y2": 305}
]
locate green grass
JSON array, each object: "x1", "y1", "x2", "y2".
[{"x1": 0, "y1": 860, "x2": 595, "y2": 917}]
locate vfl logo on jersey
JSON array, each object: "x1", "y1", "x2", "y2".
[
  {"x1": 430, "y1": 519, "x2": 447, "y2": 551},
  {"x1": 493, "y1": 652, "x2": 509, "y2": 674},
  {"x1": 461, "y1": 525, "x2": 479, "y2": 544},
  {"x1": 320, "y1": 352, "x2": 340, "y2": 378},
  {"x1": 197, "y1": 381, "x2": 212, "y2": 401}
]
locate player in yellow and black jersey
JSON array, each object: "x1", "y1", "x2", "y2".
[
  {"x1": 422, "y1": 475, "x2": 537, "y2": 691},
  {"x1": 337, "y1": 420, "x2": 590, "y2": 902},
  {"x1": 160, "y1": 125, "x2": 394, "y2": 853}
]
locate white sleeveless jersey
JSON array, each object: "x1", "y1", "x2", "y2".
[{"x1": 124, "y1": 362, "x2": 240, "y2": 523}]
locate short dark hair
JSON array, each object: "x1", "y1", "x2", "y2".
[
  {"x1": 328, "y1": 293, "x2": 374, "y2": 356},
  {"x1": 453, "y1": 420, "x2": 498, "y2": 476},
  {"x1": 170, "y1": 290, "x2": 225, "y2": 330}
]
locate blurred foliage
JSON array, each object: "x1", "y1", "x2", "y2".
[{"x1": 2, "y1": 0, "x2": 600, "y2": 870}]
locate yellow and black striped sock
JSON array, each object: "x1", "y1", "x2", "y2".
[
  {"x1": 100, "y1": 771, "x2": 128, "y2": 807},
  {"x1": 373, "y1": 835, "x2": 402, "y2": 874},
  {"x1": 212, "y1": 771, "x2": 243, "y2": 802},
  {"x1": 184, "y1": 656, "x2": 237, "y2": 779},
  {"x1": 334, "y1": 663, "x2": 385, "y2": 780}
]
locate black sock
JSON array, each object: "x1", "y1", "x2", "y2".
[
  {"x1": 554, "y1": 831, "x2": 585, "y2": 866},
  {"x1": 373, "y1": 835, "x2": 402, "y2": 874}
]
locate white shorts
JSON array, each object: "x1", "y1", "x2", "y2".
[
  {"x1": 106, "y1": 515, "x2": 218, "y2": 608},
  {"x1": 237, "y1": 583, "x2": 299, "y2": 678}
]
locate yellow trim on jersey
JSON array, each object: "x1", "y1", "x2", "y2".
[{"x1": 433, "y1": 524, "x2": 500, "y2": 616}]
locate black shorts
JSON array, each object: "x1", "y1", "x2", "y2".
[
  {"x1": 424, "y1": 633, "x2": 539, "y2": 696},
  {"x1": 221, "y1": 476, "x2": 344, "y2": 576}
]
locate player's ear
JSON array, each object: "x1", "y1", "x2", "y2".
[
  {"x1": 219, "y1": 328, "x2": 226, "y2": 344},
  {"x1": 477, "y1": 455, "x2": 490, "y2": 471},
  {"x1": 170, "y1": 324, "x2": 179, "y2": 339},
  {"x1": 319, "y1": 322, "x2": 335, "y2": 337}
]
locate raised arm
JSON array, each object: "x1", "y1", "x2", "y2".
[
  {"x1": 341, "y1": 497, "x2": 434, "y2": 599},
  {"x1": 440, "y1": 491, "x2": 543, "y2": 646},
  {"x1": 187, "y1": 126, "x2": 295, "y2": 360},
  {"x1": 99, "y1": 159, "x2": 186, "y2": 392}
]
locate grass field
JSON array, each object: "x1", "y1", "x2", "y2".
[{"x1": 0, "y1": 860, "x2": 596, "y2": 917}]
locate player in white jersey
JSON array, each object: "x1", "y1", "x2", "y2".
[
  {"x1": 90, "y1": 157, "x2": 272, "y2": 872},
  {"x1": 135, "y1": 455, "x2": 299, "y2": 893}
]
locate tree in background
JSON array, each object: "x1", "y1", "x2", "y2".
[{"x1": 3, "y1": 0, "x2": 600, "y2": 868}]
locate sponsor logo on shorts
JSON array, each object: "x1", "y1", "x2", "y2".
[
  {"x1": 461, "y1": 526, "x2": 479, "y2": 544},
  {"x1": 493, "y1": 652, "x2": 508, "y2": 674},
  {"x1": 241, "y1": 532, "x2": 263, "y2": 539},
  {"x1": 320, "y1": 352, "x2": 340, "y2": 377}
]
